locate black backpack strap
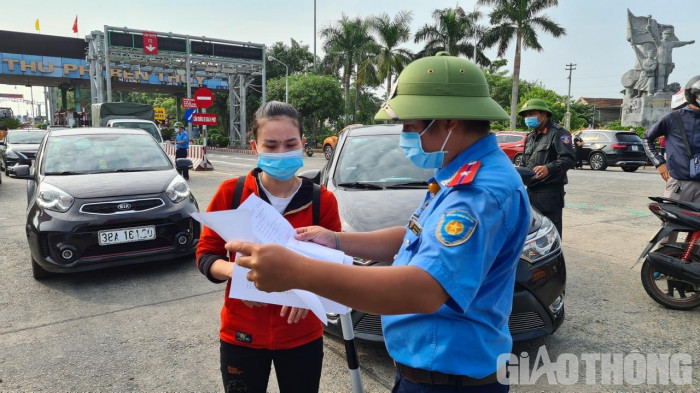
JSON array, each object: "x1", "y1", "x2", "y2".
[
  {"x1": 231, "y1": 175, "x2": 247, "y2": 209},
  {"x1": 674, "y1": 111, "x2": 693, "y2": 158},
  {"x1": 312, "y1": 183, "x2": 321, "y2": 225}
]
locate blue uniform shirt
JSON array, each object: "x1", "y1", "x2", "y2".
[
  {"x1": 382, "y1": 133, "x2": 531, "y2": 378},
  {"x1": 175, "y1": 129, "x2": 190, "y2": 149}
]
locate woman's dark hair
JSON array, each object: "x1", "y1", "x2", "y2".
[{"x1": 249, "y1": 101, "x2": 303, "y2": 141}]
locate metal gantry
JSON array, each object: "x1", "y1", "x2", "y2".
[{"x1": 86, "y1": 26, "x2": 265, "y2": 148}]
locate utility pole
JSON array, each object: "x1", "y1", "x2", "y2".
[
  {"x1": 565, "y1": 63, "x2": 576, "y2": 130},
  {"x1": 313, "y1": 0, "x2": 317, "y2": 73}
]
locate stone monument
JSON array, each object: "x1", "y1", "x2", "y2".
[{"x1": 621, "y1": 10, "x2": 694, "y2": 128}]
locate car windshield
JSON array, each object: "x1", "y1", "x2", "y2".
[
  {"x1": 615, "y1": 133, "x2": 643, "y2": 143},
  {"x1": 7, "y1": 131, "x2": 46, "y2": 144},
  {"x1": 43, "y1": 134, "x2": 171, "y2": 175},
  {"x1": 111, "y1": 122, "x2": 160, "y2": 140},
  {"x1": 335, "y1": 134, "x2": 434, "y2": 186}
]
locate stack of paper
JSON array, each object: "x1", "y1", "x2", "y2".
[{"x1": 191, "y1": 194, "x2": 351, "y2": 323}]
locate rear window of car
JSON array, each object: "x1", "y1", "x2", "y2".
[
  {"x1": 7, "y1": 131, "x2": 46, "y2": 144},
  {"x1": 615, "y1": 133, "x2": 643, "y2": 143},
  {"x1": 111, "y1": 122, "x2": 161, "y2": 142},
  {"x1": 506, "y1": 134, "x2": 525, "y2": 143}
]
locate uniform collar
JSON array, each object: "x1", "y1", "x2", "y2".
[{"x1": 433, "y1": 133, "x2": 499, "y2": 185}]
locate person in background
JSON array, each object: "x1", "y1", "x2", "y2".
[
  {"x1": 173, "y1": 122, "x2": 190, "y2": 180},
  {"x1": 196, "y1": 101, "x2": 341, "y2": 393},
  {"x1": 573, "y1": 131, "x2": 584, "y2": 169},
  {"x1": 518, "y1": 99, "x2": 575, "y2": 236}
]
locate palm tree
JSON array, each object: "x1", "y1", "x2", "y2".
[
  {"x1": 479, "y1": 0, "x2": 566, "y2": 129},
  {"x1": 369, "y1": 11, "x2": 414, "y2": 99},
  {"x1": 320, "y1": 15, "x2": 377, "y2": 125},
  {"x1": 415, "y1": 7, "x2": 491, "y2": 66}
]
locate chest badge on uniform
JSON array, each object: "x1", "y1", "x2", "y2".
[
  {"x1": 436, "y1": 210, "x2": 478, "y2": 246},
  {"x1": 408, "y1": 219, "x2": 422, "y2": 236},
  {"x1": 561, "y1": 135, "x2": 571, "y2": 145}
]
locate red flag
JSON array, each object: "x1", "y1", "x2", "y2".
[{"x1": 72, "y1": 15, "x2": 78, "y2": 34}]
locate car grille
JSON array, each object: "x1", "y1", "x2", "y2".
[
  {"x1": 81, "y1": 238, "x2": 173, "y2": 258},
  {"x1": 355, "y1": 313, "x2": 383, "y2": 337},
  {"x1": 80, "y1": 198, "x2": 164, "y2": 215},
  {"x1": 509, "y1": 311, "x2": 546, "y2": 333}
]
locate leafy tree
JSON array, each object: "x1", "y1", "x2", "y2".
[
  {"x1": 479, "y1": 0, "x2": 566, "y2": 129},
  {"x1": 321, "y1": 15, "x2": 380, "y2": 125},
  {"x1": 266, "y1": 39, "x2": 316, "y2": 80},
  {"x1": 517, "y1": 85, "x2": 591, "y2": 130},
  {"x1": 415, "y1": 7, "x2": 489, "y2": 66},
  {"x1": 369, "y1": 11, "x2": 414, "y2": 99},
  {"x1": 267, "y1": 74, "x2": 344, "y2": 142},
  {"x1": 0, "y1": 117, "x2": 21, "y2": 129}
]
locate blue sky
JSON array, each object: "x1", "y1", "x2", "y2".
[{"x1": 2, "y1": 0, "x2": 699, "y2": 115}]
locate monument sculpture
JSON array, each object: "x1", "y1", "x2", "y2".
[{"x1": 621, "y1": 10, "x2": 694, "y2": 128}]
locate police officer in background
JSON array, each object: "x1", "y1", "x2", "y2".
[
  {"x1": 173, "y1": 121, "x2": 190, "y2": 180},
  {"x1": 518, "y1": 99, "x2": 575, "y2": 236},
  {"x1": 643, "y1": 76, "x2": 700, "y2": 203},
  {"x1": 226, "y1": 53, "x2": 531, "y2": 392}
]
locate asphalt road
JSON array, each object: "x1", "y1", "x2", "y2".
[{"x1": 1, "y1": 153, "x2": 698, "y2": 392}]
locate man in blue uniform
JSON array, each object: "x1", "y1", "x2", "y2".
[
  {"x1": 173, "y1": 121, "x2": 190, "y2": 180},
  {"x1": 227, "y1": 53, "x2": 531, "y2": 392}
]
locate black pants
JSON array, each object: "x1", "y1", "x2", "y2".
[
  {"x1": 220, "y1": 338, "x2": 323, "y2": 393},
  {"x1": 574, "y1": 148, "x2": 583, "y2": 168},
  {"x1": 392, "y1": 371, "x2": 508, "y2": 392},
  {"x1": 527, "y1": 188, "x2": 564, "y2": 237},
  {"x1": 175, "y1": 148, "x2": 189, "y2": 180}
]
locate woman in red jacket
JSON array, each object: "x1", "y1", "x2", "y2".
[{"x1": 196, "y1": 101, "x2": 341, "y2": 393}]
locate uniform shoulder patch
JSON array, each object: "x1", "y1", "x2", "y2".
[
  {"x1": 561, "y1": 135, "x2": 571, "y2": 145},
  {"x1": 446, "y1": 161, "x2": 481, "y2": 188},
  {"x1": 436, "y1": 209, "x2": 478, "y2": 246}
]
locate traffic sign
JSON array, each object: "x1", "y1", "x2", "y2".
[
  {"x1": 143, "y1": 32, "x2": 158, "y2": 55},
  {"x1": 184, "y1": 109, "x2": 196, "y2": 123},
  {"x1": 154, "y1": 107, "x2": 166, "y2": 121},
  {"x1": 192, "y1": 113, "x2": 218, "y2": 126},
  {"x1": 194, "y1": 88, "x2": 214, "y2": 109},
  {"x1": 182, "y1": 98, "x2": 197, "y2": 109}
]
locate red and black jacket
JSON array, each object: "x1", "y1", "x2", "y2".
[{"x1": 196, "y1": 168, "x2": 341, "y2": 350}]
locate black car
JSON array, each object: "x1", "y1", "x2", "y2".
[
  {"x1": 578, "y1": 129, "x2": 647, "y2": 171},
  {"x1": 0, "y1": 129, "x2": 47, "y2": 176},
  {"x1": 301, "y1": 124, "x2": 566, "y2": 342},
  {"x1": 15, "y1": 128, "x2": 200, "y2": 279}
]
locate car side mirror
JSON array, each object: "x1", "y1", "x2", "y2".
[
  {"x1": 515, "y1": 166, "x2": 536, "y2": 186},
  {"x1": 13, "y1": 164, "x2": 31, "y2": 178},
  {"x1": 299, "y1": 169, "x2": 321, "y2": 185},
  {"x1": 175, "y1": 158, "x2": 193, "y2": 169}
]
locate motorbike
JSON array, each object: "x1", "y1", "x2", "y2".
[
  {"x1": 305, "y1": 144, "x2": 314, "y2": 157},
  {"x1": 635, "y1": 197, "x2": 700, "y2": 310}
]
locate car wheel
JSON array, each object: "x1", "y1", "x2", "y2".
[
  {"x1": 32, "y1": 258, "x2": 54, "y2": 280},
  {"x1": 589, "y1": 152, "x2": 608, "y2": 171},
  {"x1": 513, "y1": 153, "x2": 523, "y2": 167},
  {"x1": 324, "y1": 145, "x2": 333, "y2": 160},
  {"x1": 621, "y1": 165, "x2": 639, "y2": 172}
]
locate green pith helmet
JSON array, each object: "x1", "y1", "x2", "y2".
[
  {"x1": 174, "y1": 121, "x2": 184, "y2": 128},
  {"x1": 374, "y1": 52, "x2": 508, "y2": 121},
  {"x1": 518, "y1": 99, "x2": 552, "y2": 116}
]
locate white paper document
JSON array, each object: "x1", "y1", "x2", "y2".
[{"x1": 191, "y1": 194, "x2": 352, "y2": 324}]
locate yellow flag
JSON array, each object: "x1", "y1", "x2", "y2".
[{"x1": 35, "y1": 19, "x2": 40, "y2": 31}]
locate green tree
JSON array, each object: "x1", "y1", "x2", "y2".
[
  {"x1": 266, "y1": 39, "x2": 315, "y2": 80},
  {"x1": 320, "y1": 15, "x2": 378, "y2": 125},
  {"x1": 267, "y1": 74, "x2": 344, "y2": 141},
  {"x1": 517, "y1": 85, "x2": 591, "y2": 130},
  {"x1": 414, "y1": 8, "x2": 477, "y2": 61},
  {"x1": 479, "y1": 0, "x2": 566, "y2": 129},
  {"x1": 369, "y1": 11, "x2": 414, "y2": 99}
]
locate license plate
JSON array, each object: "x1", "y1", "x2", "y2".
[
  {"x1": 631, "y1": 145, "x2": 639, "y2": 151},
  {"x1": 98, "y1": 225, "x2": 156, "y2": 245}
]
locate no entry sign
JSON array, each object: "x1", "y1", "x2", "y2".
[
  {"x1": 192, "y1": 113, "x2": 218, "y2": 126},
  {"x1": 194, "y1": 88, "x2": 214, "y2": 109}
]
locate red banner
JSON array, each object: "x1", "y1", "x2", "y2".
[{"x1": 192, "y1": 113, "x2": 217, "y2": 126}]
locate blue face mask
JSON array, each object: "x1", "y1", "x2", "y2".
[
  {"x1": 257, "y1": 149, "x2": 304, "y2": 181},
  {"x1": 525, "y1": 116, "x2": 541, "y2": 129},
  {"x1": 399, "y1": 120, "x2": 452, "y2": 169}
]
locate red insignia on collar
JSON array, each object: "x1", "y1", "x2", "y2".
[{"x1": 447, "y1": 161, "x2": 481, "y2": 187}]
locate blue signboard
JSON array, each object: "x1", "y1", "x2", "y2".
[
  {"x1": 0, "y1": 52, "x2": 228, "y2": 90},
  {"x1": 184, "y1": 108, "x2": 196, "y2": 123}
]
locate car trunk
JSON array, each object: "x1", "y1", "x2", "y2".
[{"x1": 612, "y1": 132, "x2": 646, "y2": 160}]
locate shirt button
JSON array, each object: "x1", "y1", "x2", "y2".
[{"x1": 405, "y1": 240, "x2": 410, "y2": 246}]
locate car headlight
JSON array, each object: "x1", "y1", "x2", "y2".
[
  {"x1": 6, "y1": 150, "x2": 19, "y2": 159},
  {"x1": 521, "y1": 216, "x2": 560, "y2": 264},
  {"x1": 36, "y1": 183, "x2": 74, "y2": 212},
  {"x1": 165, "y1": 175, "x2": 190, "y2": 203}
]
